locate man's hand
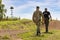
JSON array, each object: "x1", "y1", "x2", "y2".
[
  {"x1": 41, "y1": 20, "x2": 44, "y2": 25},
  {"x1": 49, "y1": 18, "x2": 52, "y2": 21}
]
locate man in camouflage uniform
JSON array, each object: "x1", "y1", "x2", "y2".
[
  {"x1": 32, "y1": 6, "x2": 44, "y2": 36},
  {"x1": 43, "y1": 8, "x2": 52, "y2": 33}
]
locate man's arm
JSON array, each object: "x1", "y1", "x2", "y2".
[
  {"x1": 40, "y1": 11, "x2": 44, "y2": 24},
  {"x1": 42, "y1": 13, "x2": 44, "y2": 24},
  {"x1": 32, "y1": 11, "x2": 36, "y2": 23},
  {"x1": 50, "y1": 14, "x2": 52, "y2": 21},
  {"x1": 49, "y1": 12, "x2": 52, "y2": 21}
]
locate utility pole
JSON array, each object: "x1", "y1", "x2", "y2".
[{"x1": 10, "y1": 6, "x2": 14, "y2": 18}]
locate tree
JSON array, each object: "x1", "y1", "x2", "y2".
[
  {"x1": 10, "y1": 6, "x2": 14, "y2": 18},
  {"x1": 0, "y1": 0, "x2": 7, "y2": 21},
  {"x1": 0, "y1": 0, "x2": 2, "y2": 4}
]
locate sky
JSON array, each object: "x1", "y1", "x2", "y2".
[{"x1": 2, "y1": 0, "x2": 60, "y2": 20}]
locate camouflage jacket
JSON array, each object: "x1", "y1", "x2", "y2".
[{"x1": 32, "y1": 11, "x2": 44, "y2": 24}]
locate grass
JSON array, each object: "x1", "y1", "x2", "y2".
[
  {"x1": 17, "y1": 29, "x2": 60, "y2": 40},
  {"x1": 0, "y1": 19, "x2": 60, "y2": 40},
  {"x1": 0, "y1": 34, "x2": 11, "y2": 40},
  {"x1": 0, "y1": 19, "x2": 33, "y2": 30}
]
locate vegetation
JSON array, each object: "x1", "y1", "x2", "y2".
[
  {"x1": 0, "y1": 19, "x2": 59, "y2": 40},
  {"x1": 0, "y1": 0, "x2": 7, "y2": 20}
]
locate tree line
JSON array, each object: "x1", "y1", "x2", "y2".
[{"x1": 0, "y1": 0, "x2": 20, "y2": 21}]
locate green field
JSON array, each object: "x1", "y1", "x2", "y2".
[{"x1": 0, "y1": 19, "x2": 60, "y2": 40}]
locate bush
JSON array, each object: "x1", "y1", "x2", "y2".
[{"x1": 1, "y1": 17, "x2": 20, "y2": 21}]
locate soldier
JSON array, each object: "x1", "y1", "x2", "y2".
[
  {"x1": 32, "y1": 6, "x2": 44, "y2": 36},
  {"x1": 43, "y1": 8, "x2": 52, "y2": 33}
]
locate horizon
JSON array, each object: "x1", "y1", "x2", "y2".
[{"x1": 2, "y1": 0, "x2": 60, "y2": 20}]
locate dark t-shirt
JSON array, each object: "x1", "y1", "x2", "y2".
[{"x1": 43, "y1": 11, "x2": 50, "y2": 19}]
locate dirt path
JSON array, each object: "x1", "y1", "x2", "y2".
[{"x1": 0, "y1": 29, "x2": 27, "y2": 40}]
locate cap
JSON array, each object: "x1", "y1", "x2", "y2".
[
  {"x1": 45, "y1": 8, "x2": 47, "y2": 10},
  {"x1": 36, "y1": 6, "x2": 39, "y2": 8}
]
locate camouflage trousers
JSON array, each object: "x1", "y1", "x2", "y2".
[{"x1": 36, "y1": 21, "x2": 41, "y2": 35}]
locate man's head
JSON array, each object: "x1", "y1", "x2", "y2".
[
  {"x1": 45, "y1": 8, "x2": 47, "y2": 11},
  {"x1": 36, "y1": 6, "x2": 39, "y2": 11}
]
